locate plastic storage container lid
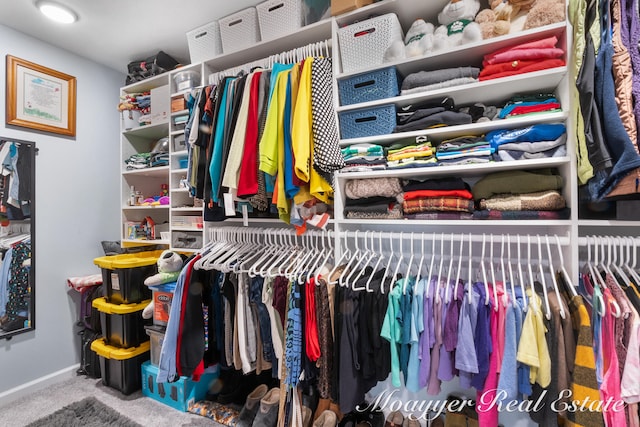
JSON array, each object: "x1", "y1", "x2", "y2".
[
  {"x1": 173, "y1": 70, "x2": 200, "y2": 84},
  {"x1": 94, "y1": 250, "x2": 165, "y2": 270},
  {"x1": 149, "y1": 282, "x2": 177, "y2": 293},
  {"x1": 91, "y1": 338, "x2": 150, "y2": 360},
  {"x1": 92, "y1": 297, "x2": 150, "y2": 314}
]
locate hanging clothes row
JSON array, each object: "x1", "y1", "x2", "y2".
[
  {"x1": 158, "y1": 228, "x2": 612, "y2": 427},
  {"x1": 570, "y1": 0, "x2": 640, "y2": 200},
  {"x1": 0, "y1": 234, "x2": 31, "y2": 332},
  {"x1": 181, "y1": 40, "x2": 342, "y2": 233},
  {"x1": 576, "y1": 235, "x2": 640, "y2": 427}
]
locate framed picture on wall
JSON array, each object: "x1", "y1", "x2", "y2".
[{"x1": 5, "y1": 55, "x2": 76, "y2": 137}]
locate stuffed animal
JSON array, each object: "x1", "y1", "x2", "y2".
[
  {"x1": 384, "y1": 19, "x2": 435, "y2": 62},
  {"x1": 142, "y1": 250, "x2": 184, "y2": 320},
  {"x1": 475, "y1": 0, "x2": 513, "y2": 39},
  {"x1": 433, "y1": 0, "x2": 484, "y2": 51},
  {"x1": 522, "y1": 0, "x2": 566, "y2": 30}
]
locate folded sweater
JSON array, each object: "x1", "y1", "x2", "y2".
[
  {"x1": 401, "y1": 67, "x2": 480, "y2": 91},
  {"x1": 472, "y1": 169, "x2": 563, "y2": 200},
  {"x1": 479, "y1": 190, "x2": 566, "y2": 211}
]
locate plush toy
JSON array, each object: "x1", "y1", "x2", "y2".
[
  {"x1": 433, "y1": 0, "x2": 484, "y2": 51},
  {"x1": 475, "y1": 0, "x2": 513, "y2": 39},
  {"x1": 384, "y1": 19, "x2": 435, "y2": 62},
  {"x1": 522, "y1": 0, "x2": 566, "y2": 30},
  {"x1": 142, "y1": 250, "x2": 184, "y2": 319}
]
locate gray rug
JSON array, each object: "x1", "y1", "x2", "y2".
[{"x1": 26, "y1": 396, "x2": 142, "y2": 427}]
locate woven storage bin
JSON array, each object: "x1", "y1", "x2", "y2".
[
  {"x1": 219, "y1": 7, "x2": 261, "y2": 53},
  {"x1": 186, "y1": 21, "x2": 222, "y2": 64},
  {"x1": 338, "y1": 13, "x2": 404, "y2": 74},
  {"x1": 338, "y1": 66, "x2": 401, "y2": 106},
  {"x1": 256, "y1": 0, "x2": 303, "y2": 41},
  {"x1": 339, "y1": 104, "x2": 397, "y2": 140}
]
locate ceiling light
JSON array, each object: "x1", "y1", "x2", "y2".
[{"x1": 36, "y1": 1, "x2": 77, "y2": 24}]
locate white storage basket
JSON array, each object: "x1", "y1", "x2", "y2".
[
  {"x1": 256, "y1": 0, "x2": 303, "y2": 41},
  {"x1": 337, "y1": 13, "x2": 404, "y2": 74},
  {"x1": 219, "y1": 7, "x2": 261, "y2": 53},
  {"x1": 186, "y1": 21, "x2": 223, "y2": 64}
]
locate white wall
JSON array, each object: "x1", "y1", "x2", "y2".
[{"x1": 0, "y1": 24, "x2": 123, "y2": 394}]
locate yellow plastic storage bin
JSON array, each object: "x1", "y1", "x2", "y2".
[
  {"x1": 92, "y1": 297, "x2": 150, "y2": 348},
  {"x1": 91, "y1": 338, "x2": 150, "y2": 395},
  {"x1": 93, "y1": 250, "x2": 164, "y2": 304}
]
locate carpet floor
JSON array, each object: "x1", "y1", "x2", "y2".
[{"x1": 0, "y1": 375, "x2": 225, "y2": 427}]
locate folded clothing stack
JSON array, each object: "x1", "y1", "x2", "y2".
[
  {"x1": 498, "y1": 93, "x2": 562, "y2": 119},
  {"x1": 471, "y1": 169, "x2": 570, "y2": 219},
  {"x1": 386, "y1": 138, "x2": 436, "y2": 170},
  {"x1": 435, "y1": 135, "x2": 495, "y2": 166},
  {"x1": 343, "y1": 177, "x2": 404, "y2": 219},
  {"x1": 402, "y1": 177, "x2": 474, "y2": 220},
  {"x1": 486, "y1": 123, "x2": 567, "y2": 162},
  {"x1": 125, "y1": 152, "x2": 151, "y2": 169},
  {"x1": 341, "y1": 143, "x2": 386, "y2": 173},
  {"x1": 479, "y1": 36, "x2": 566, "y2": 81},
  {"x1": 400, "y1": 67, "x2": 480, "y2": 96},
  {"x1": 394, "y1": 98, "x2": 472, "y2": 133}
]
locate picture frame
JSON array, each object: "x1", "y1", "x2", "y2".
[{"x1": 6, "y1": 55, "x2": 76, "y2": 137}]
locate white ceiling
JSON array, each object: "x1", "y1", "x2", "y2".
[{"x1": 0, "y1": 0, "x2": 263, "y2": 74}]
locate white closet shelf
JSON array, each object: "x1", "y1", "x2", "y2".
[
  {"x1": 171, "y1": 109, "x2": 189, "y2": 117},
  {"x1": 172, "y1": 207, "x2": 202, "y2": 212},
  {"x1": 171, "y1": 168, "x2": 188, "y2": 174},
  {"x1": 122, "y1": 121, "x2": 169, "y2": 139},
  {"x1": 172, "y1": 226, "x2": 204, "y2": 232},
  {"x1": 336, "y1": 67, "x2": 568, "y2": 113},
  {"x1": 337, "y1": 219, "x2": 573, "y2": 226},
  {"x1": 173, "y1": 247, "x2": 200, "y2": 253},
  {"x1": 170, "y1": 130, "x2": 185, "y2": 136},
  {"x1": 336, "y1": 22, "x2": 567, "y2": 78},
  {"x1": 122, "y1": 74, "x2": 169, "y2": 94},
  {"x1": 335, "y1": 156, "x2": 570, "y2": 180},
  {"x1": 122, "y1": 205, "x2": 170, "y2": 210},
  {"x1": 339, "y1": 110, "x2": 569, "y2": 147},
  {"x1": 202, "y1": 18, "x2": 332, "y2": 72},
  {"x1": 578, "y1": 219, "x2": 640, "y2": 227},
  {"x1": 122, "y1": 166, "x2": 170, "y2": 177},
  {"x1": 171, "y1": 150, "x2": 188, "y2": 157},
  {"x1": 171, "y1": 187, "x2": 190, "y2": 193},
  {"x1": 122, "y1": 238, "x2": 170, "y2": 245}
]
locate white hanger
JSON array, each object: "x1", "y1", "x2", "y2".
[
  {"x1": 327, "y1": 232, "x2": 352, "y2": 285},
  {"x1": 353, "y1": 232, "x2": 376, "y2": 291},
  {"x1": 445, "y1": 234, "x2": 455, "y2": 303},
  {"x1": 390, "y1": 232, "x2": 406, "y2": 293},
  {"x1": 453, "y1": 234, "x2": 464, "y2": 302},
  {"x1": 554, "y1": 234, "x2": 578, "y2": 297},
  {"x1": 403, "y1": 233, "x2": 416, "y2": 294},
  {"x1": 536, "y1": 235, "x2": 552, "y2": 320},
  {"x1": 516, "y1": 235, "x2": 528, "y2": 311},
  {"x1": 499, "y1": 235, "x2": 509, "y2": 308},
  {"x1": 425, "y1": 233, "x2": 437, "y2": 298},
  {"x1": 415, "y1": 232, "x2": 426, "y2": 287},
  {"x1": 364, "y1": 231, "x2": 384, "y2": 293},
  {"x1": 379, "y1": 233, "x2": 398, "y2": 294},
  {"x1": 312, "y1": 231, "x2": 335, "y2": 284},
  {"x1": 609, "y1": 236, "x2": 632, "y2": 300},
  {"x1": 466, "y1": 233, "x2": 472, "y2": 304},
  {"x1": 344, "y1": 231, "x2": 371, "y2": 289},
  {"x1": 489, "y1": 234, "x2": 499, "y2": 311},
  {"x1": 527, "y1": 235, "x2": 539, "y2": 311},
  {"x1": 586, "y1": 235, "x2": 607, "y2": 316},
  {"x1": 480, "y1": 234, "x2": 490, "y2": 306},
  {"x1": 622, "y1": 237, "x2": 640, "y2": 286},
  {"x1": 545, "y1": 235, "x2": 566, "y2": 319},
  {"x1": 506, "y1": 235, "x2": 516, "y2": 304},
  {"x1": 435, "y1": 233, "x2": 445, "y2": 305},
  {"x1": 339, "y1": 230, "x2": 364, "y2": 287}
]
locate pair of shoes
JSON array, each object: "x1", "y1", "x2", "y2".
[
  {"x1": 236, "y1": 384, "x2": 269, "y2": 427},
  {"x1": 314, "y1": 410, "x2": 338, "y2": 427},
  {"x1": 0, "y1": 316, "x2": 27, "y2": 332},
  {"x1": 339, "y1": 403, "x2": 385, "y2": 427},
  {"x1": 251, "y1": 387, "x2": 280, "y2": 427}
]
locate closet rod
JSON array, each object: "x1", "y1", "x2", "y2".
[
  {"x1": 577, "y1": 236, "x2": 640, "y2": 246},
  {"x1": 339, "y1": 230, "x2": 571, "y2": 246}
]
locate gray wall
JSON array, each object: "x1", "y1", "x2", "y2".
[{"x1": 0, "y1": 24, "x2": 123, "y2": 394}]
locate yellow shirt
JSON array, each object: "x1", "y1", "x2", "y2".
[
  {"x1": 291, "y1": 58, "x2": 313, "y2": 183},
  {"x1": 516, "y1": 289, "x2": 551, "y2": 388}
]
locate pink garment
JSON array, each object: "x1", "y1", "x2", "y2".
[
  {"x1": 66, "y1": 274, "x2": 103, "y2": 291},
  {"x1": 427, "y1": 294, "x2": 443, "y2": 395},
  {"x1": 483, "y1": 35, "x2": 559, "y2": 63},
  {"x1": 482, "y1": 48, "x2": 565, "y2": 66},
  {"x1": 476, "y1": 282, "x2": 507, "y2": 427},
  {"x1": 600, "y1": 288, "x2": 627, "y2": 426}
]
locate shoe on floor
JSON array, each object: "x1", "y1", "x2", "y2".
[
  {"x1": 385, "y1": 410, "x2": 404, "y2": 427},
  {"x1": 313, "y1": 410, "x2": 338, "y2": 427},
  {"x1": 303, "y1": 406, "x2": 313, "y2": 427},
  {"x1": 251, "y1": 387, "x2": 280, "y2": 427},
  {"x1": 237, "y1": 384, "x2": 269, "y2": 427}
]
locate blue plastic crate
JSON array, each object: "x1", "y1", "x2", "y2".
[
  {"x1": 338, "y1": 66, "x2": 400, "y2": 106},
  {"x1": 339, "y1": 104, "x2": 397, "y2": 140},
  {"x1": 141, "y1": 360, "x2": 219, "y2": 412}
]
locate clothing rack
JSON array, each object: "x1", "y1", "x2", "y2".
[{"x1": 208, "y1": 39, "x2": 332, "y2": 84}]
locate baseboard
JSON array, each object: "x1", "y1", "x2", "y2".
[{"x1": 0, "y1": 364, "x2": 80, "y2": 407}]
